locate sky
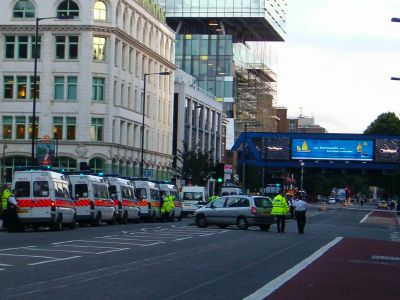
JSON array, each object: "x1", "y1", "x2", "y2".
[{"x1": 272, "y1": 0, "x2": 400, "y2": 134}]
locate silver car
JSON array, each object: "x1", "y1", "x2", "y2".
[{"x1": 194, "y1": 195, "x2": 275, "y2": 231}]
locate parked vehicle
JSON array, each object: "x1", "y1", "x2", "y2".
[
  {"x1": 377, "y1": 200, "x2": 388, "y2": 209},
  {"x1": 220, "y1": 187, "x2": 243, "y2": 196},
  {"x1": 106, "y1": 176, "x2": 140, "y2": 223},
  {"x1": 133, "y1": 180, "x2": 161, "y2": 221},
  {"x1": 158, "y1": 183, "x2": 182, "y2": 221},
  {"x1": 69, "y1": 174, "x2": 116, "y2": 226},
  {"x1": 327, "y1": 197, "x2": 336, "y2": 204},
  {"x1": 181, "y1": 186, "x2": 208, "y2": 216},
  {"x1": 13, "y1": 169, "x2": 75, "y2": 231},
  {"x1": 194, "y1": 195, "x2": 275, "y2": 230}
]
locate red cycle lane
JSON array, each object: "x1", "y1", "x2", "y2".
[{"x1": 266, "y1": 236, "x2": 400, "y2": 300}]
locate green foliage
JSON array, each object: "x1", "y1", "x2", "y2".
[
  {"x1": 172, "y1": 143, "x2": 215, "y2": 186},
  {"x1": 364, "y1": 112, "x2": 400, "y2": 135}
]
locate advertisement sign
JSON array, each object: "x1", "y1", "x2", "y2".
[
  {"x1": 37, "y1": 135, "x2": 57, "y2": 166},
  {"x1": 374, "y1": 139, "x2": 400, "y2": 163},
  {"x1": 291, "y1": 139, "x2": 374, "y2": 161}
]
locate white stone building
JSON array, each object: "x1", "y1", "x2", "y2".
[{"x1": 0, "y1": 0, "x2": 176, "y2": 182}]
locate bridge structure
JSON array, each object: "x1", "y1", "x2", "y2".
[{"x1": 231, "y1": 132, "x2": 400, "y2": 175}]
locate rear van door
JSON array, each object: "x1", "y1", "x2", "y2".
[{"x1": 14, "y1": 173, "x2": 33, "y2": 219}]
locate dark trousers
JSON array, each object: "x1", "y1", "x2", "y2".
[
  {"x1": 6, "y1": 206, "x2": 18, "y2": 233},
  {"x1": 2, "y1": 209, "x2": 7, "y2": 229},
  {"x1": 276, "y1": 215, "x2": 286, "y2": 232},
  {"x1": 295, "y1": 210, "x2": 306, "y2": 233}
]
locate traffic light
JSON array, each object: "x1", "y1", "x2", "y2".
[{"x1": 215, "y1": 162, "x2": 225, "y2": 183}]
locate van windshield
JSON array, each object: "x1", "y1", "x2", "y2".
[
  {"x1": 135, "y1": 188, "x2": 147, "y2": 199},
  {"x1": 108, "y1": 185, "x2": 117, "y2": 198},
  {"x1": 93, "y1": 184, "x2": 109, "y2": 199},
  {"x1": 183, "y1": 192, "x2": 202, "y2": 201}
]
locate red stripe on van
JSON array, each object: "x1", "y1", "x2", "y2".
[
  {"x1": 94, "y1": 199, "x2": 114, "y2": 207},
  {"x1": 74, "y1": 199, "x2": 91, "y2": 206}
]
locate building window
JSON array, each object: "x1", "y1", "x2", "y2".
[
  {"x1": 5, "y1": 35, "x2": 40, "y2": 60},
  {"x1": 55, "y1": 36, "x2": 79, "y2": 59},
  {"x1": 28, "y1": 117, "x2": 38, "y2": 139},
  {"x1": 93, "y1": 36, "x2": 106, "y2": 61},
  {"x1": 57, "y1": 0, "x2": 79, "y2": 18},
  {"x1": 89, "y1": 157, "x2": 104, "y2": 173},
  {"x1": 93, "y1": 1, "x2": 107, "y2": 21},
  {"x1": 57, "y1": 157, "x2": 77, "y2": 171},
  {"x1": 91, "y1": 118, "x2": 104, "y2": 141},
  {"x1": 92, "y1": 77, "x2": 105, "y2": 102},
  {"x1": 4, "y1": 75, "x2": 40, "y2": 100},
  {"x1": 2, "y1": 116, "x2": 12, "y2": 139},
  {"x1": 13, "y1": 0, "x2": 35, "y2": 18},
  {"x1": 66, "y1": 117, "x2": 76, "y2": 140},
  {"x1": 54, "y1": 76, "x2": 77, "y2": 100},
  {"x1": 16, "y1": 116, "x2": 26, "y2": 139},
  {"x1": 53, "y1": 117, "x2": 63, "y2": 139}
]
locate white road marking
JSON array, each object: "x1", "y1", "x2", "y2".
[
  {"x1": 28, "y1": 256, "x2": 81, "y2": 266},
  {"x1": 0, "y1": 268, "x2": 5, "y2": 271},
  {"x1": 52, "y1": 240, "x2": 83, "y2": 245},
  {"x1": 360, "y1": 212, "x2": 372, "y2": 223},
  {"x1": 173, "y1": 237, "x2": 193, "y2": 241},
  {"x1": 54, "y1": 244, "x2": 124, "y2": 250},
  {"x1": 0, "y1": 253, "x2": 57, "y2": 259},
  {"x1": 243, "y1": 237, "x2": 343, "y2": 300},
  {"x1": 96, "y1": 236, "x2": 162, "y2": 243},
  {"x1": 24, "y1": 246, "x2": 94, "y2": 254},
  {"x1": 95, "y1": 248, "x2": 130, "y2": 255},
  {"x1": 0, "y1": 263, "x2": 13, "y2": 266},
  {"x1": 0, "y1": 246, "x2": 36, "y2": 251}
]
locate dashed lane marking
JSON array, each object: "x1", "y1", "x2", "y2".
[{"x1": 28, "y1": 256, "x2": 81, "y2": 266}]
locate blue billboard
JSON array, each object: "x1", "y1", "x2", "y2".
[{"x1": 291, "y1": 139, "x2": 374, "y2": 161}]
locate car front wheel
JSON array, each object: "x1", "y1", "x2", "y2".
[{"x1": 196, "y1": 215, "x2": 207, "y2": 228}]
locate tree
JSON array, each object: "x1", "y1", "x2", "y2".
[
  {"x1": 172, "y1": 143, "x2": 215, "y2": 186},
  {"x1": 364, "y1": 112, "x2": 400, "y2": 135}
]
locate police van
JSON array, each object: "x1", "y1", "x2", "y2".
[
  {"x1": 69, "y1": 174, "x2": 116, "y2": 226},
  {"x1": 181, "y1": 186, "x2": 208, "y2": 217},
  {"x1": 133, "y1": 180, "x2": 161, "y2": 221},
  {"x1": 13, "y1": 169, "x2": 75, "y2": 231},
  {"x1": 158, "y1": 183, "x2": 182, "y2": 221},
  {"x1": 105, "y1": 176, "x2": 140, "y2": 224}
]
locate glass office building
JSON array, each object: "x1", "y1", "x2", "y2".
[{"x1": 175, "y1": 34, "x2": 234, "y2": 117}]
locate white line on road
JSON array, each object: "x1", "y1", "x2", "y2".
[
  {"x1": 243, "y1": 237, "x2": 343, "y2": 300},
  {"x1": 0, "y1": 253, "x2": 57, "y2": 259},
  {"x1": 173, "y1": 237, "x2": 193, "y2": 241},
  {"x1": 52, "y1": 240, "x2": 83, "y2": 245},
  {"x1": 24, "y1": 246, "x2": 94, "y2": 254},
  {"x1": 96, "y1": 236, "x2": 162, "y2": 243},
  {"x1": 54, "y1": 244, "x2": 123, "y2": 249},
  {"x1": 0, "y1": 268, "x2": 4, "y2": 271},
  {"x1": 0, "y1": 263, "x2": 13, "y2": 266},
  {"x1": 360, "y1": 212, "x2": 372, "y2": 223},
  {"x1": 28, "y1": 256, "x2": 81, "y2": 266},
  {"x1": 0, "y1": 246, "x2": 36, "y2": 251},
  {"x1": 95, "y1": 248, "x2": 130, "y2": 255}
]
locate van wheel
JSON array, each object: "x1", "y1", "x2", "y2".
[
  {"x1": 150, "y1": 212, "x2": 156, "y2": 223},
  {"x1": 68, "y1": 216, "x2": 76, "y2": 230},
  {"x1": 120, "y1": 212, "x2": 128, "y2": 224},
  {"x1": 237, "y1": 217, "x2": 248, "y2": 230},
  {"x1": 92, "y1": 212, "x2": 102, "y2": 226},
  {"x1": 196, "y1": 215, "x2": 207, "y2": 228},
  {"x1": 259, "y1": 224, "x2": 271, "y2": 231},
  {"x1": 51, "y1": 215, "x2": 63, "y2": 231}
]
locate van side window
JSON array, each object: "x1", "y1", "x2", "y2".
[
  {"x1": 15, "y1": 181, "x2": 30, "y2": 197},
  {"x1": 150, "y1": 188, "x2": 159, "y2": 200},
  {"x1": 62, "y1": 183, "x2": 70, "y2": 198},
  {"x1": 211, "y1": 197, "x2": 225, "y2": 208},
  {"x1": 54, "y1": 182, "x2": 63, "y2": 198},
  {"x1": 254, "y1": 197, "x2": 272, "y2": 208},
  {"x1": 33, "y1": 181, "x2": 49, "y2": 197},
  {"x1": 108, "y1": 185, "x2": 117, "y2": 198},
  {"x1": 227, "y1": 197, "x2": 249, "y2": 207},
  {"x1": 75, "y1": 184, "x2": 88, "y2": 198},
  {"x1": 94, "y1": 184, "x2": 108, "y2": 199}
]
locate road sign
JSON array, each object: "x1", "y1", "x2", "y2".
[{"x1": 144, "y1": 169, "x2": 153, "y2": 177}]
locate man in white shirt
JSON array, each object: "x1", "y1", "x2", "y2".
[{"x1": 293, "y1": 194, "x2": 307, "y2": 234}]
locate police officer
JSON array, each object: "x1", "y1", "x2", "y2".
[
  {"x1": 6, "y1": 189, "x2": 18, "y2": 233},
  {"x1": 272, "y1": 190, "x2": 289, "y2": 233},
  {"x1": 1, "y1": 183, "x2": 11, "y2": 229},
  {"x1": 294, "y1": 194, "x2": 307, "y2": 234}
]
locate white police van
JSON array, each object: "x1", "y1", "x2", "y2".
[
  {"x1": 158, "y1": 183, "x2": 182, "y2": 221},
  {"x1": 105, "y1": 176, "x2": 140, "y2": 223},
  {"x1": 69, "y1": 174, "x2": 116, "y2": 226},
  {"x1": 133, "y1": 180, "x2": 160, "y2": 221},
  {"x1": 13, "y1": 169, "x2": 75, "y2": 231}
]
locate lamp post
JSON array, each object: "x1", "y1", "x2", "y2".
[
  {"x1": 300, "y1": 161, "x2": 305, "y2": 192},
  {"x1": 31, "y1": 15, "x2": 74, "y2": 165},
  {"x1": 140, "y1": 71, "x2": 171, "y2": 177},
  {"x1": 242, "y1": 123, "x2": 248, "y2": 191},
  {"x1": 2, "y1": 144, "x2": 7, "y2": 186}
]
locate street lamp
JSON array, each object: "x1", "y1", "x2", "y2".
[
  {"x1": 300, "y1": 161, "x2": 305, "y2": 192},
  {"x1": 140, "y1": 71, "x2": 171, "y2": 177},
  {"x1": 31, "y1": 15, "x2": 74, "y2": 165},
  {"x1": 2, "y1": 144, "x2": 7, "y2": 186}
]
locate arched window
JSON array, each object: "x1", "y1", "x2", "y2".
[
  {"x1": 13, "y1": 0, "x2": 35, "y2": 18},
  {"x1": 89, "y1": 157, "x2": 105, "y2": 173},
  {"x1": 57, "y1": 157, "x2": 77, "y2": 171},
  {"x1": 93, "y1": 0, "x2": 107, "y2": 21},
  {"x1": 143, "y1": 23, "x2": 148, "y2": 45},
  {"x1": 123, "y1": 8, "x2": 128, "y2": 31},
  {"x1": 136, "y1": 18, "x2": 141, "y2": 42},
  {"x1": 57, "y1": 0, "x2": 79, "y2": 18},
  {"x1": 130, "y1": 14, "x2": 135, "y2": 35}
]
